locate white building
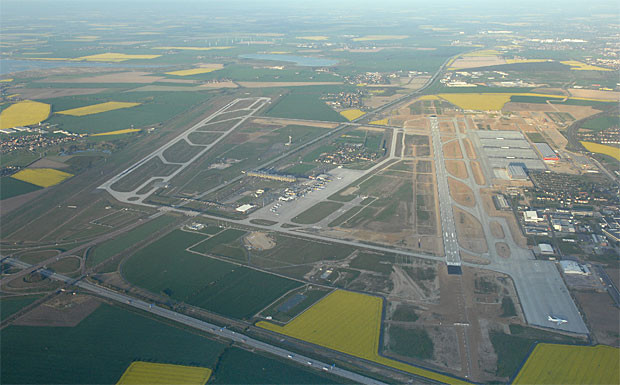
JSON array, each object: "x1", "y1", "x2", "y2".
[
  {"x1": 560, "y1": 260, "x2": 591, "y2": 275},
  {"x1": 524, "y1": 210, "x2": 544, "y2": 223}
]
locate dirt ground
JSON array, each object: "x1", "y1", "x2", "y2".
[
  {"x1": 568, "y1": 89, "x2": 620, "y2": 100},
  {"x1": 574, "y1": 291, "x2": 619, "y2": 347},
  {"x1": 8, "y1": 87, "x2": 109, "y2": 99},
  {"x1": 13, "y1": 294, "x2": 100, "y2": 327},
  {"x1": 244, "y1": 232, "x2": 275, "y2": 250},
  {"x1": 504, "y1": 102, "x2": 602, "y2": 120},
  {"x1": 442, "y1": 141, "x2": 463, "y2": 159},
  {"x1": 495, "y1": 242, "x2": 511, "y2": 258},
  {"x1": 28, "y1": 158, "x2": 69, "y2": 169},
  {"x1": 450, "y1": 56, "x2": 506, "y2": 69},
  {"x1": 238, "y1": 81, "x2": 342, "y2": 88},
  {"x1": 251, "y1": 117, "x2": 338, "y2": 128},
  {"x1": 445, "y1": 160, "x2": 468, "y2": 179},
  {"x1": 461, "y1": 251, "x2": 491, "y2": 265},
  {"x1": 448, "y1": 177, "x2": 476, "y2": 207},
  {"x1": 453, "y1": 206, "x2": 487, "y2": 253},
  {"x1": 541, "y1": 126, "x2": 569, "y2": 149},
  {"x1": 470, "y1": 161, "x2": 485, "y2": 185},
  {"x1": 490, "y1": 221, "x2": 505, "y2": 239},
  {"x1": 365, "y1": 93, "x2": 405, "y2": 109},
  {"x1": 462, "y1": 138, "x2": 477, "y2": 159}
]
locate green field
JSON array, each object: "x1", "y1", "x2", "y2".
[
  {"x1": 211, "y1": 347, "x2": 339, "y2": 384},
  {"x1": 581, "y1": 115, "x2": 619, "y2": 131},
  {"x1": 265, "y1": 91, "x2": 346, "y2": 122},
  {"x1": 349, "y1": 252, "x2": 394, "y2": 275},
  {"x1": 388, "y1": 325, "x2": 434, "y2": 360},
  {"x1": 0, "y1": 177, "x2": 42, "y2": 200},
  {"x1": 525, "y1": 132, "x2": 547, "y2": 143},
  {"x1": 1, "y1": 304, "x2": 227, "y2": 384},
  {"x1": 44, "y1": 91, "x2": 213, "y2": 134},
  {"x1": 254, "y1": 233, "x2": 356, "y2": 267},
  {"x1": 291, "y1": 201, "x2": 344, "y2": 224},
  {"x1": 328, "y1": 206, "x2": 363, "y2": 227},
  {"x1": 122, "y1": 230, "x2": 301, "y2": 319},
  {"x1": 0, "y1": 295, "x2": 42, "y2": 321},
  {"x1": 190, "y1": 228, "x2": 247, "y2": 262},
  {"x1": 87, "y1": 214, "x2": 177, "y2": 268}
]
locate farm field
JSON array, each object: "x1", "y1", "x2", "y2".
[
  {"x1": 44, "y1": 91, "x2": 212, "y2": 134},
  {"x1": 257, "y1": 290, "x2": 467, "y2": 384},
  {"x1": 352, "y1": 35, "x2": 408, "y2": 41},
  {"x1": 211, "y1": 348, "x2": 339, "y2": 384},
  {"x1": 0, "y1": 100, "x2": 51, "y2": 129},
  {"x1": 513, "y1": 344, "x2": 619, "y2": 384},
  {"x1": 0, "y1": 177, "x2": 42, "y2": 200},
  {"x1": 166, "y1": 67, "x2": 222, "y2": 76},
  {"x1": 580, "y1": 141, "x2": 620, "y2": 161},
  {"x1": 265, "y1": 92, "x2": 346, "y2": 122},
  {"x1": 560, "y1": 60, "x2": 613, "y2": 71},
  {"x1": 0, "y1": 304, "x2": 226, "y2": 384},
  {"x1": 56, "y1": 101, "x2": 141, "y2": 116},
  {"x1": 10, "y1": 168, "x2": 72, "y2": 188},
  {"x1": 116, "y1": 362, "x2": 211, "y2": 385},
  {"x1": 122, "y1": 230, "x2": 301, "y2": 319},
  {"x1": 91, "y1": 128, "x2": 141, "y2": 136},
  {"x1": 86, "y1": 214, "x2": 177, "y2": 268},
  {"x1": 340, "y1": 109, "x2": 366, "y2": 121}
]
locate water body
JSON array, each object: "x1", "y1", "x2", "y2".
[
  {"x1": 0, "y1": 59, "x2": 158, "y2": 76},
  {"x1": 239, "y1": 54, "x2": 337, "y2": 67}
]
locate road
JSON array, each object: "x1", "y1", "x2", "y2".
[
  {"x1": 0, "y1": 211, "x2": 163, "y2": 286},
  {"x1": 2, "y1": 257, "x2": 388, "y2": 385},
  {"x1": 429, "y1": 117, "x2": 461, "y2": 267},
  {"x1": 595, "y1": 265, "x2": 620, "y2": 307}
]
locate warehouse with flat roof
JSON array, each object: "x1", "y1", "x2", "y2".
[{"x1": 533, "y1": 142, "x2": 559, "y2": 161}]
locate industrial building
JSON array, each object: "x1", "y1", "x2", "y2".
[
  {"x1": 560, "y1": 260, "x2": 591, "y2": 275},
  {"x1": 538, "y1": 243, "x2": 554, "y2": 255},
  {"x1": 507, "y1": 163, "x2": 528, "y2": 180},
  {"x1": 524, "y1": 210, "x2": 544, "y2": 223},
  {"x1": 533, "y1": 142, "x2": 559, "y2": 161},
  {"x1": 473, "y1": 131, "x2": 545, "y2": 177}
]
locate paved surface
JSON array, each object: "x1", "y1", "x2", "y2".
[
  {"x1": 100, "y1": 98, "x2": 270, "y2": 205},
  {"x1": 453, "y1": 116, "x2": 589, "y2": 335},
  {"x1": 2, "y1": 257, "x2": 388, "y2": 385},
  {"x1": 429, "y1": 117, "x2": 460, "y2": 266}
]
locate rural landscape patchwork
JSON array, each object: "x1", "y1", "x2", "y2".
[{"x1": 1, "y1": 1, "x2": 620, "y2": 384}]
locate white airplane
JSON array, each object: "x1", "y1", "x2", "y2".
[{"x1": 548, "y1": 315, "x2": 568, "y2": 325}]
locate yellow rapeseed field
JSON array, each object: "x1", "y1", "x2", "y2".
[
  {"x1": 438, "y1": 93, "x2": 512, "y2": 111},
  {"x1": 370, "y1": 119, "x2": 389, "y2": 125},
  {"x1": 116, "y1": 362, "x2": 211, "y2": 385},
  {"x1": 153, "y1": 46, "x2": 232, "y2": 51},
  {"x1": 11, "y1": 168, "x2": 73, "y2": 188},
  {"x1": 91, "y1": 128, "x2": 141, "y2": 136},
  {"x1": 581, "y1": 141, "x2": 620, "y2": 161},
  {"x1": 461, "y1": 49, "x2": 500, "y2": 57},
  {"x1": 77, "y1": 53, "x2": 161, "y2": 62},
  {"x1": 0, "y1": 78, "x2": 13, "y2": 82},
  {"x1": 418, "y1": 95, "x2": 441, "y2": 101},
  {"x1": 513, "y1": 344, "x2": 619, "y2": 385},
  {"x1": 57, "y1": 102, "x2": 141, "y2": 117},
  {"x1": 166, "y1": 67, "x2": 221, "y2": 76},
  {"x1": 296, "y1": 36, "x2": 328, "y2": 41},
  {"x1": 258, "y1": 290, "x2": 469, "y2": 385},
  {"x1": 505, "y1": 59, "x2": 549, "y2": 64},
  {"x1": 353, "y1": 35, "x2": 408, "y2": 41},
  {"x1": 0, "y1": 100, "x2": 51, "y2": 129},
  {"x1": 340, "y1": 109, "x2": 366, "y2": 121},
  {"x1": 561, "y1": 60, "x2": 612, "y2": 71}
]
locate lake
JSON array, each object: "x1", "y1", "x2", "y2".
[{"x1": 239, "y1": 54, "x2": 337, "y2": 67}]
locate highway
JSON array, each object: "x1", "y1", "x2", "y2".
[
  {"x1": 429, "y1": 117, "x2": 461, "y2": 267},
  {"x1": 2, "y1": 257, "x2": 388, "y2": 385}
]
